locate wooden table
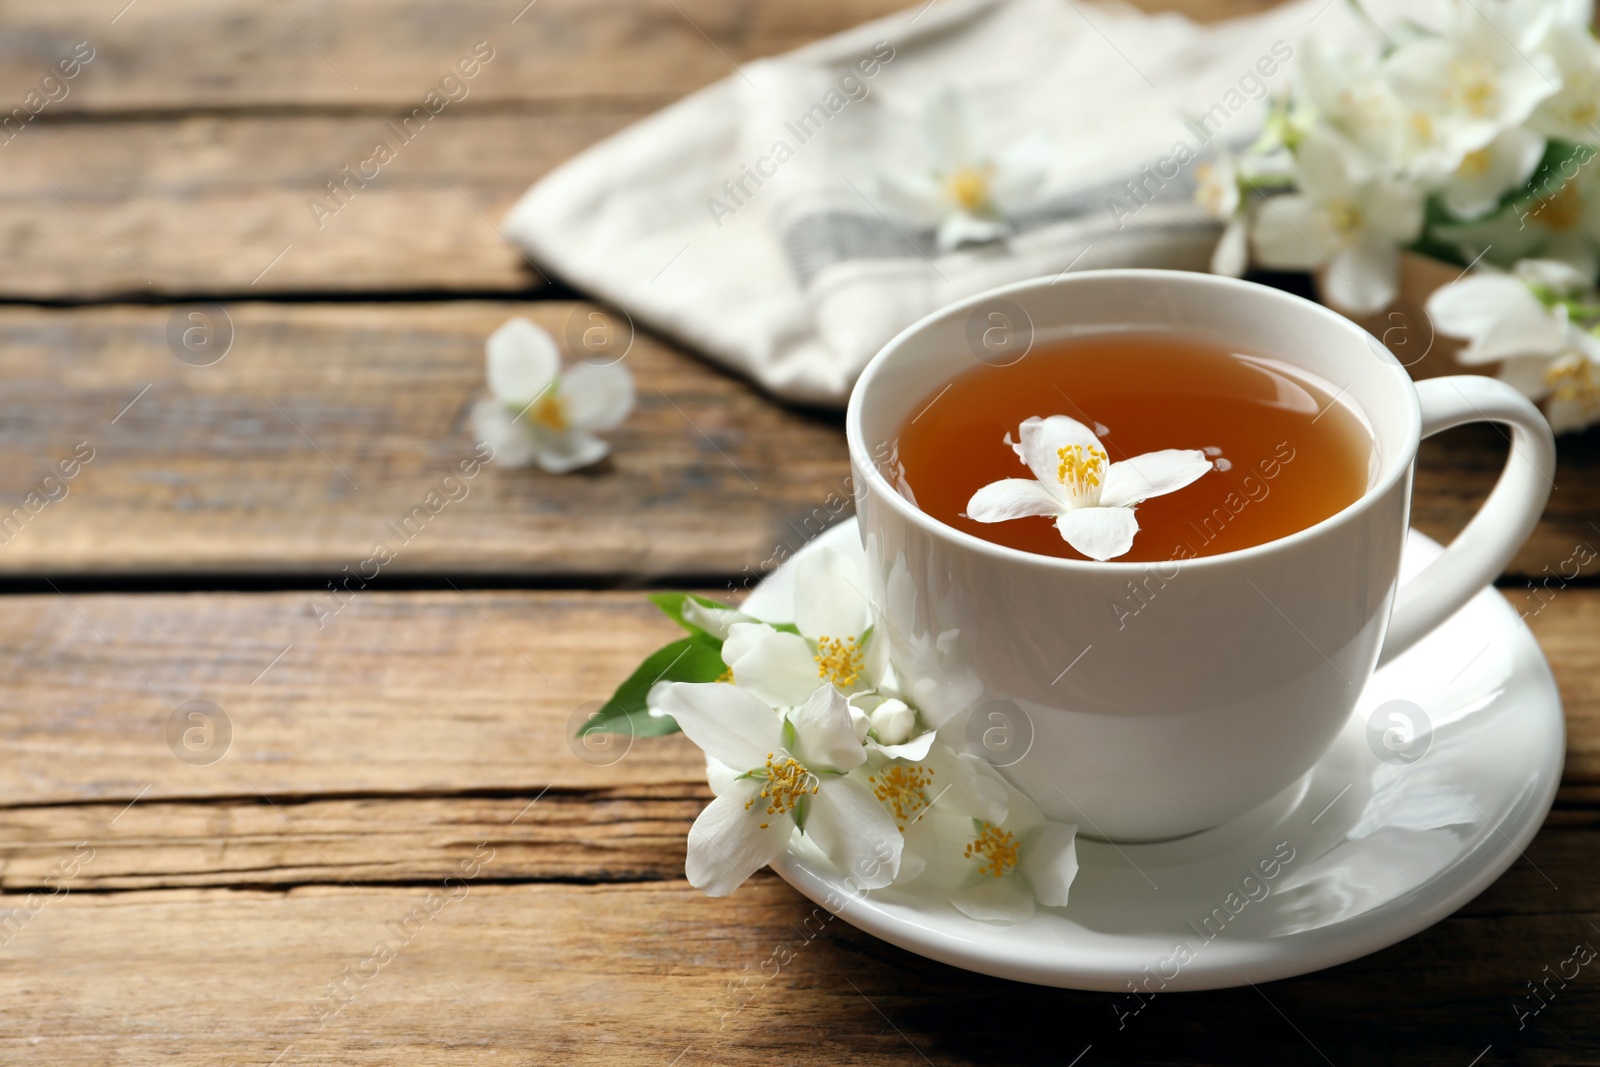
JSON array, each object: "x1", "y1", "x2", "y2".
[{"x1": 0, "y1": 1, "x2": 1596, "y2": 1063}]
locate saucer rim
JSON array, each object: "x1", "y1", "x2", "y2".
[{"x1": 756, "y1": 519, "x2": 1565, "y2": 992}]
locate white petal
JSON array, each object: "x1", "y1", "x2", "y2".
[
  {"x1": 871, "y1": 729, "x2": 937, "y2": 761},
  {"x1": 680, "y1": 599, "x2": 754, "y2": 640},
  {"x1": 1441, "y1": 127, "x2": 1546, "y2": 220},
  {"x1": 1496, "y1": 354, "x2": 1556, "y2": 399},
  {"x1": 1019, "y1": 822, "x2": 1079, "y2": 908},
  {"x1": 1545, "y1": 392, "x2": 1600, "y2": 434},
  {"x1": 1514, "y1": 258, "x2": 1591, "y2": 295},
  {"x1": 652, "y1": 682, "x2": 781, "y2": 770},
  {"x1": 533, "y1": 428, "x2": 611, "y2": 474},
  {"x1": 1054, "y1": 506, "x2": 1139, "y2": 561},
  {"x1": 1100, "y1": 449, "x2": 1212, "y2": 508},
  {"x1": 1467, "y1": 302, "x2": 1571, "y2": 363},
  {"x1": 1210, "y1": 214, "x2": 1249, "y2": 277},
  {"x1": 486, "y1": 317, "x2": 560, "y2": 405},
  {"x1": 793, "y1": 547, "x2": 870, "y2": 644},
  {"x1": 1324, "y1": 237, "x2": 1400, "y2": 314},
  {"x1": 1251, "y1": 195, "x2": 1326, "y2": 270},
  {"x1": 876, "y1": 170, "x2": 945, "y2": 225},
  {"x1": 1425, "y1": 273, "x2": 1541, "y2": 341},
  {"x1": 788, "y1": 684, "x2": 867, "y2": 773},
  {"x1": 1295, "y1": 127, "x2": 1365, "y2": 200},
  {"x1": 704, "y1": 756, "x2": 740, "y2": 797},
  {"x1": 559, "y1": 362, "x2": 634, "y2": 430},
  {"x1": 923, "y1": 85, "x2": 980, "y2": 174},
  {"x1": 470, "y1": 398, "x2": 537, "y2": 468},
  {"x1": 1014, "y1": 416, "x2": 1104, "y2": 490},
  {"x1": 989, "y1": 132, "x2": 1057, "y2": 206},
  {"x1": 722, "y1": 623, "x2": 821, "y2": 709},
  {"x1": 847, "y1": 701, "x2": 871, "y2": 744},
  {"x1": 686, "y1": 788, "x2": 794, "y2": 896},
  {"x1": 1363, "y1": 181, "x2": 1424, "y2": 243},
  {"x1": 966, "y1": 478, "x2": 1064, "y2": 523},
  {"x1": 803, "y1": 776, "x2": 903, "y2": 889},
  {"x1": 949, "y1": 873, "x2": 1036, "y2": 923},
  {"x1": 1002, "y1": 783, "x2": 1045, "y2": 837},
  {"x1": 936, "y1": 212, "x2": 1010, "y2": 252}
]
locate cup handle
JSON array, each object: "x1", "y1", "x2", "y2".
[{"x1": 1376, "y1": 375, "x2": 1557, "y2": 668}]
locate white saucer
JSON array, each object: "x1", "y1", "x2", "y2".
[{"x1": 748, "y1": 519, "x2": 1564, "y2": 992}]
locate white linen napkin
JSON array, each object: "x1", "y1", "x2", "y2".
[{"x1": 504, "y1": 0, "x2": 1352, "y2": 408}]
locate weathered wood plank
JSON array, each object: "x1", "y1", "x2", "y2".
[
  {"x1": 0, "y1": 851, "x2": 1595, "y2": 1067},
  {"x1": 0, "y1": 300, "x2": 1591, "y2": 579},
  {"x1": 0, "y1": 587, "x2": 1594, "y2": 811},
  {"x1": 0, "y1": 302, "x2": 850, "y2": 578},
  {"x1": 0, "y1": 793, "x2": 698, "y2": 890},
  {"x1": 0, "y1": 113, "x2": 631, "y2": 297},
  {"x1": 0, "y1": 0, "x2": 1277, "y2": 115},
  {"x1": 0, "y1": 590, "x2": 711, "y2": 807}
]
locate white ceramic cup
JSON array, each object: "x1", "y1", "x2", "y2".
[{"x1": 846, "y1": 269, "x2": 1556, "y2": 842}]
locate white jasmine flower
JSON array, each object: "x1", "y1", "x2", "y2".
[
  {"x1": 1251, "y1": 127, "x2": 1425, "y2": 313},
  {"x1": 1427, "y1": 258, "x2": 1600, "y2": 432},
  {"x1": 1526, "y1": 15, "x2": 1600, "y2": 142},
  {"x1": 471, "y1": 317, "x2": 633, "y2": 473},
  {"x1": 1439, "y1": 126, "x2": 1547, "y2": 219},
  {"x1": 1297, "y1": 39, "x2": 1412, "y2": 171},
  {"x1": 1383, "y1": 1, "x2": 1560, "y2": 175},
  {"x1": 870, "y1": 746, "x2": 1076, "y2": 924},
  {"x1": 878, "y1": 85, "x2": 1057, "y2": 252},
  {"x1": 856, "y1": 742, "x2": 1007, "y2": 881},
  {"x1": 652, "y1": 681, "x2": 901, "y2": 897},
  {"x1": 966, "y1": 415, "x2": 1211, "y2": 562},
  {"x1": 719, "y1": 546, "x2": 879, "y2": 709},
  {"x1": 1436, "y1": 163, "x2": 1600, "y2": 279}
]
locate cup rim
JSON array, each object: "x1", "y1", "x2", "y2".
[{"x1": 844, "y1": 268, "x2": 1423, "y2": 572}]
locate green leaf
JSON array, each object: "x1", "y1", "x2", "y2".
[{"x1": 579, "y1": 634, "x2": 728, "y2": 738}]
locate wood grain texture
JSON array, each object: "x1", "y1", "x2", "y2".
[
  {"x1": 0, "y1": 113, "x2": 630, "y2": 297},
  {"x1": 0, "y1": 301, "x2": 849, "y2": 578},
  {"x1": 0, "y1": 590, "x2": 710, "y2": 806},
  {"x1": 0, "y1": 852, "x2": 1596, "y2": 1067},
  {"x1": 0, "y1": 0, "x2": 1276, "y2": 114}
]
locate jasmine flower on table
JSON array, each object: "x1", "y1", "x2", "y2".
[{"x1": 471, "y1": 317, "x2": 633, "y2": 473}]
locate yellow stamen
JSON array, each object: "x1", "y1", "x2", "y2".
[
  {"x1": 1326, "y1": 199, "x2": 1365, "y2": 235},
  {"x1": 1055, "y1": 444, "x2": 1107, "y2": 497},
  {"x1": 716, "y1": 666, "x2": 735, "y2": 684},
  {"x1": 1458, "y1": 147, "x2": 1493, "y2": 178},
  {"x1": 945, "y1": 166, "x2": 993, "y2": 212},
  {"x1": 1449, "y1": 58, "x2": 1499, "y2": 118},
  {"x1": 743, "y1": 752, "x2": 817, "y2": 822},
  {"x1": 1409, "y1": 110, "x2": 1435, "y2": 143},
  {"x1": 529, "y1": 390, "x2": 568, "y2": 431},
  {"x1": 964, "y1": 821, "x2": 1020, "y2": 878},
  {"x1": 1545, "y1": 355, "x2": 1600, "y2": 412},
  {"x1": 867, "y1": 764, "x2": 935, "y2": 832},
  {"x1": 814, "y1": 635, "x2": 863, "y2": 688}
]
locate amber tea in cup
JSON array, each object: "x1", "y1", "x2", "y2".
[{"x1": 891, "y1": 331, "x2": 1372, "y2": 563}]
